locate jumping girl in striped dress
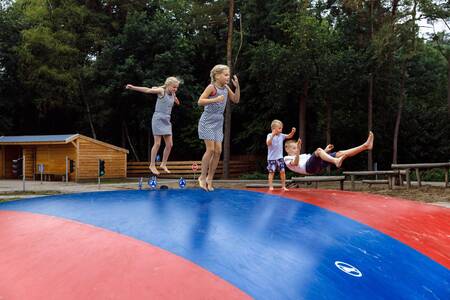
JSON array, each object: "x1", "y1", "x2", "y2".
[
  {"x1": 197, "y1": 65, "x2": 240, "y2": 191},
  {"x1": 126, "y1": 77, "x2": 181, "y2": 175}
]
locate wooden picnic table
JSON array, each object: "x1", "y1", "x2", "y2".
[
  {"x1": 391, "y1": 162, "x2": 450, "y2": 189},
  {"x1": 342, "y1": 170, "x2": 405, "y2": 190}
]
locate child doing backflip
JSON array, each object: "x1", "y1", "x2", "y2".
[
  {"x1": 284, "y1": 131, "x2": 374, "y2": 175},
  {"x1": 126, "y1": 77, "x2": 181, "y2": 175},
  {"x1": 197, "y1": 64, "x2": 240, "y2": 191},
  {"x1": 267, "y1": 120, "x2": 296, "y2": 191}
]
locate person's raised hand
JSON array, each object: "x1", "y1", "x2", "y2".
[
  {"x1": 296, "y1": 138, "x2": 302, "y2": 154},
  {"x1": 325, "y1": 144, "x2": 334, "y2": 152},
  {"x1": 272, "y1": 128, "x2": 278, "y2": 136},
  {"x1": 231, "y1": 75, "x2": 239, "y2": 88}
]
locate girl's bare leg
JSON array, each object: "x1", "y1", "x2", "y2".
[
  {"x1": 336, "y1": 131, "x2": 374, "y2": 158},
  {"x1": 206, "y1": 141, "x2": 222, "y2": 191},
  {"x1": 160, "y1": 135, "x2": 173, "y2": 173},
  {"x1": 149, "y1": 136, "x2": 161, "y2": 175},
  {"x1": 199, "y1": 140, "x2": 215, "y2": 191}
]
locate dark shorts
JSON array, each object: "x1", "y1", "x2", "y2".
[
  {"x1": 267, "y1": 158, "x2": 286, "y2": 173},
  {"x1": 305, "y1": 152, "x2": 336, "y2": 174}
]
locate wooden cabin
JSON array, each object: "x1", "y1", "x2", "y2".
[{"x1": 0, "y1": 134, "x2": 128, "y2": 182}]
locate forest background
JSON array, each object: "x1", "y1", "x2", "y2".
[{"x1": 1, "y1": 0, "x2": 449, "y2": 176}]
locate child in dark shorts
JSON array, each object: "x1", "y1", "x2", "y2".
[
  {"x1": 284, "y1": 132, "x2": 374, "y2": 175},
  {"x1": 266, "y1": 120, "x2": 296, "y2": 191}
]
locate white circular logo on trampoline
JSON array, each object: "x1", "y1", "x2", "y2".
[{"x1": 334, "y1": 261, "x2": 362, "y2": 277}]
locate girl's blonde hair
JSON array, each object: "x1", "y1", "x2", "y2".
[
  {"x1": 162, "y1": 76, "x2": 180, "y2": 88},
  {"x1": 210, "y1": 64, "x2": 229, "y2": 83},
  {"x1": 271, "y1": 119, "x2": 283, "y2": 130}
]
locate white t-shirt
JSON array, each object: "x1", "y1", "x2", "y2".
[
  {"x1": 267, "y1": 133, "x2": 286, "y2": 160},
  {"x1": 284, "y1": 154, "x2": 312, "y2": 175}
]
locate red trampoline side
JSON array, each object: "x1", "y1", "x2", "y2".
[{"x1": 0, "y1": 210, "x2": 250, "y2": 300}]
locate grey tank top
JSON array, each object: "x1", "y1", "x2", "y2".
[
  {"x1": 155, "y1": 91, "x2": 175, "y2": 115},
  {"x1": 204, "y1": 85, "x2": 228, "y2": 114}
]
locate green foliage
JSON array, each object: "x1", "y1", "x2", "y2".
[{"x1": 410, "y1": 168, "x2": 449, "y2": 182}]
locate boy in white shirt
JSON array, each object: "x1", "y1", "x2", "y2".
[
  {"x1": 284, "y1": 132, "x2": 374, "y2": 175},
  {"x1": 266, "y1": 120, "x2": 296, "y2": 191}
]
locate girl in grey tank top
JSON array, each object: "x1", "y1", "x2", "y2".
[
  {"x1": 197, "y1": 64, "x2": 241, "y2": 192},
  {"x1": 125, "y1": 77, "x2": 181, "y2": 175}
]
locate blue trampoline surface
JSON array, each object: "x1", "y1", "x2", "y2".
[{"x1": 1, "y1": 189, "x2": 449, "y2": 299}]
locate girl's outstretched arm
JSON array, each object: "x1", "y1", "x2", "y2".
[{"x1": 125, "y1": 84, "x2": 164, "y2": 97}]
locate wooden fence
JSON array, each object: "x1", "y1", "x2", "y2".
[{"x1": 127, "y1": 160, "x2": 258, "y2": 179}]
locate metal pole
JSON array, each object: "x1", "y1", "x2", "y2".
[
  {"x1": 22, "y1": 155, "x2": 26, "y2": 192},
  {"x1": 98, "y1": 159, "x2": 100, "y2": 190},
  {"x1": 65, "y1": 156, "x2": 69, "y2": 183}
]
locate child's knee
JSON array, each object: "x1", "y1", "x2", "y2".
[
  {"x1": 205, "y1": 148, "x2": 215, "y2": 156},
  {"x1": 315, "y1": 148, "x2": 324, "y2": 156}
]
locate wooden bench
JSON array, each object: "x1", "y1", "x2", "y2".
[
  {"x1": 289, "y1": 176, "x2": 346, "y2": 190},
  {"x1": 391, "y1": 162, "x2": 450, "y2": 189},
  {"x1": 343, "y1": 170, "x2": 406, "y2": 190}
]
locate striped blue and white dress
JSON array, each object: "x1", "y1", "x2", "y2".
[
  {"x1": 152, "y1": 92, "x2": 175, "y2": 136},
  {"x1": 198, "y1": 85, "x2": 228, "y2": 142}
]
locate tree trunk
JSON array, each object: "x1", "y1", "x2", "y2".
[
  {"x1": 326, "y1": 96, "x2": 332, "y2": 146},
  {"x1": 448, "y1": 56, "x2": 450, "y2": 118},
  {"x1": 326, "y1": 96, "x2": 332, "y2": 174},
  {"x1": 299, "y1": 81, "x2": 308, "y2": 153},
  {"x1": 223, "y1": 0, "x2": 234, "y2": 179},
  {"x1": 121, "y1": 120, "x2": 126, "y2": 149},
  {"x1": 78, "y1": 74, "x2": 96, "y2": 139},
  {"x1": 367, "y1": 0, "x2": 374, "y2": 171},
  {"x1": 393, "y1": 66, "x2": 406, "y2": 164},
  {"x1": 123, "y1": 121, "x2": 140, "y2": 162},
  {"x1": 85, "y1": 100, "x2": 96, "y2": 140},
  {"x1": 367, "y1": 74, "x2": 373, "y2": 170}
]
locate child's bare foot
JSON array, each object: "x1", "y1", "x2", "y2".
[
  {"x1": 206, "y1": 179, "x2": 214, "y2": 191},
  {"x1": 282, "y1": 187, "x2": 289, "y2": 191},
  {"x1": 335, "y1": 155, "x2": 347, "y2": 168},
  {"x1": 365, "y1": 131, "x2": 374, "y2": 150},
  {"x1": 149, "y1": 165, "x2": 160, "y2": 175},
  {"x1": 269, "y1": 187, "x2": 274, "y2": 191},
  {"x1": 160, "y1": 164, "x2": 171, "y2": 173},
  {"x1": 198, "y1": 177, "x2": 208, "y2": 191}
]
